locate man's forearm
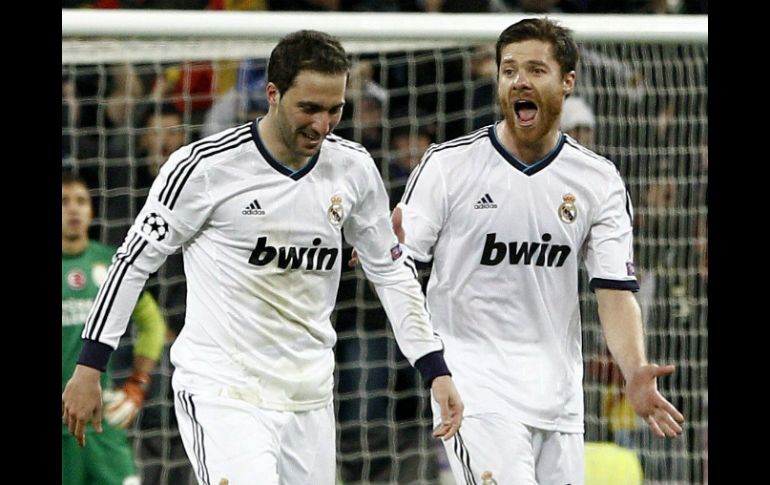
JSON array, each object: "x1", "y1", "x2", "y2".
[
  {"x1": 374, "y1": 278, "x2": 449, "y2": 386},
  {"x1": 596, "y1": 288, "x2": 647, "y2": 380}
]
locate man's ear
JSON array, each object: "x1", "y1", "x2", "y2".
[
  {"x1": 266, "y1": 82, "x2": 280, "y2": 106},
  {"x1": 563, "y1": 70, "x2": 576, "y2": 96}
]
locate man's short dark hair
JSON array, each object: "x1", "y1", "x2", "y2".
[
  {"x1": 267, "y1": 30, "x2": 351, "y2": 94},
  {"x1": 495, "y1": 18, "x2": 579, "y2": 76}
]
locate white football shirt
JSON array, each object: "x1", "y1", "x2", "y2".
[
  {"x1": 399, "y1": 124, "x2": 639, "y2": 433},
  {"x1": 81, "y1": 120, "x2": 446, "y2": 411}
]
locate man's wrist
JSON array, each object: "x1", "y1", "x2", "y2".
[
  {"x1": 77, "y1": 339, "x2": 114, "y2": 372},
  {"x1": 414, "y1": 350, "x2": 451, "y2": 388},
  {"x1": 73, "y1": 363, "x2": 103, "y2": 380}
]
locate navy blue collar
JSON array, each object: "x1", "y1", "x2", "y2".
[
  {"x1": 251, "y1": 118, "x2": 320, "y2": 181},
  {"x1": 488, "y1": 123, "x2": 565, "y2": 176}
]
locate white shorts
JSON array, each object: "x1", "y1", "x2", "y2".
[
  {"x1": 174, "y1": 390, "x2": 335, "y2": 485},
  {"x1": 442, "y1": 413, "x2": 584, "y2": 485}
]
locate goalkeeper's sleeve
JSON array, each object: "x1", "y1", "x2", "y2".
[{"x1": 130, "y1": 291, "x2": 167, "y2": 362}]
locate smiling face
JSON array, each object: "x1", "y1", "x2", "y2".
[
  {"x1": 497, "y1": 39, "x2": 575, "y2": 144},
  {"x1": 268, "y1": 69, "x2": 346, "y2": 165}
]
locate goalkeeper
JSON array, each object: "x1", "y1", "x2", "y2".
[{"x1": 62, "y1": 172, "x2": 166, "y2": 485}]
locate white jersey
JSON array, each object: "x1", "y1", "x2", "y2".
[
  {"x1": 399, "y1": 124, "x2": 639, "y2": 433},
  {"x1": 81, "y1": 120, "x2": 445, "y2": 411}
]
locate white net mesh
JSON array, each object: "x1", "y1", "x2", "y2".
[{"x1": 63, "y1": 21, "x2": 707, "y2": 485}]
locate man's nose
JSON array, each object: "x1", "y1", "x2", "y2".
[
  {"x1": 311, "y1": 113, "x2": 331, "y2": 135},
  {"x1": 513, "y1": 71, "x2": 531, "y2": 89}
]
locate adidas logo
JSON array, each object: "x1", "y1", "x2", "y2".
[
  {"x1": 242, "y1": 199, "x2": 266, "y2": 216},
  {"x1": 474, "y1": 193, "x2": 497, "y2": 209}
]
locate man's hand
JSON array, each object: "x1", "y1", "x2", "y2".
[
  {"x1": 104, "y1": 372, "x2": 151, "y2": 429},
  {"x1": 625, "y1": 364, "x2": 684, "y2": 438},
  {"x1": 430, "y1": 375, "x2": 464, "y2": 441},
  {"x1": 62, "y1": 364, "x2": 103, "y2": 447},
  {"x1": 347, "y1": 248, "x2": 361, "y2": 268}
]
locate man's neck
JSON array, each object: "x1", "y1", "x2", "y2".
[
  {"x1": 496, "y1": 121, "x2": 560, "y2": 165},
  {"x1": 62, "y1": 237, "x2": 88, "y2": 256},
  {"x1": 258, "y1": 114, "x2": 309, "y2": 172}
]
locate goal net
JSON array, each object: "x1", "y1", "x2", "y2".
[{"x1": 63, "y1": 10, "x2": 707, "y2": 485}]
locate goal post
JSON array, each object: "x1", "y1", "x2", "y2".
[
  {"x1": 62, "y1": 10, "x2": 707, "y2": 485},
  {"x1": 62, "y1": 9, "x2": 707, "y2": 42}
]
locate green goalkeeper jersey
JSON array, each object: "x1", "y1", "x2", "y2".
[
  {"x1": 62, "y1": 241, "x2": 116, "y2": 395},
  {"x1": 62, "y1": 241, "x2": 166, "y2": 400}
]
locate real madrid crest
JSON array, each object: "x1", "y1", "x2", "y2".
[
  {"x1": 558, "y1": 193, "x2": 577, "y2": 224},
  {"x1": 328, "y1": 195, "x2": 344, "y2": 226}
]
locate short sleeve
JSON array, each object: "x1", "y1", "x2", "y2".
[{"x1": 585, "y1": 173, "x2": 640, "y2": 292}]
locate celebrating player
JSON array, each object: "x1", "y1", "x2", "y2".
[
  {"x1": 394, "y1": 18, "x2": 684, "y2": 484},
  {"x1": 62, "y1": 30, "x2": 463, "y2": 485}
]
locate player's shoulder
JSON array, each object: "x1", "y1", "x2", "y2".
[
  {"x1": 561, "y1": 134, "x2": 625, "y2": 182},
  {"x1": 562, "y1": 134, "x2": 617, "y2": 172},
  {"x1": 323, "y1": 133, "x2": 377, "y2": 175},
  {"x1": 167, "y1": 122, "x2": 254, "y2": 170},
  {"x1": 156, "y1": 122, "x2": 255, "y2": 196},
  {"x1": 324, "y1": 133, "x2": 372, "y2": 160},
  {"x1": 423, "y1": 125, "x2": 492, "y2": 163}
]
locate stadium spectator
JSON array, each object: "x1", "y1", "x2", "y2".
[
  {"x1": 202, "y1": 59, "x2": 270, "y2": 138},
  {"x1": 387, "y1": 124, "x2": 434, "y2": 205},
  {"x1": 469, "y1": 44, "x2": 499, "y2": 130},
  {"x1": 336, "y1": 60, "x2": 388, "y2": 164},
  {"x1": 139, "y1": 103, "x2": 188, "y2": 180},
  {"x1": 560, "y1": 95, "x2": 596, "y2": 147},
  {"x1": 149, "y1": 61, "x2": 215, "y2": 130}
]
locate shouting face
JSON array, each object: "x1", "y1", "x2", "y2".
[{"x1": 497, "y1": 39, "x2": 575, "y2": 145}]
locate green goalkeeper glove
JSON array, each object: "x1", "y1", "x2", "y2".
[{"x1": 102, "y1": 372, "x2": 150, "y2": 429}]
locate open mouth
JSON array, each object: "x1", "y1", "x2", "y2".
[{"x1": 514, "y1": 100, "x2": 538, "y2": 127}]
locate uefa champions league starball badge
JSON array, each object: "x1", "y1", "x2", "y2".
[
  {"x1": 141, "y1": 212, "x2": 169, "y2": 241},
  {"x1": 328, "y1": 195, "x2": 344, "y2": 225},
  {"x1": 559, "y1": 193, "x2": 577, "y2": 224}
]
